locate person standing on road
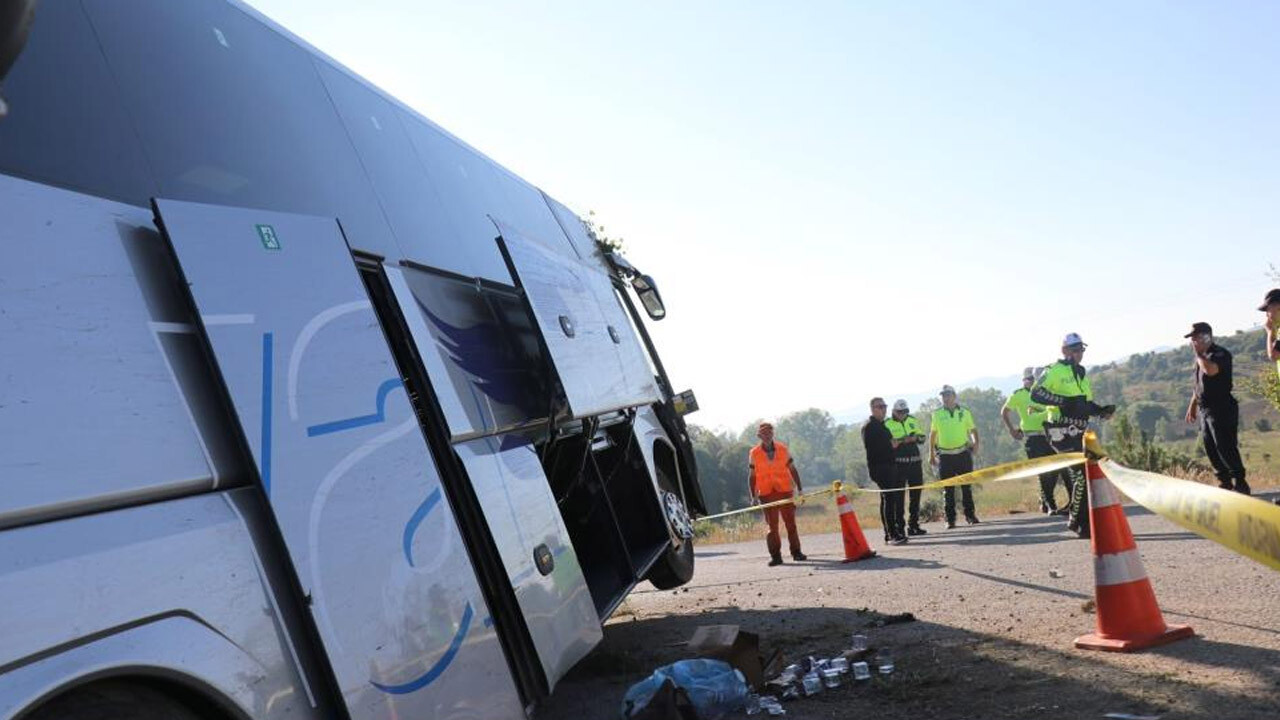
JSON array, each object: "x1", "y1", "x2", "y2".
[
  {"x1": 929, "y1": 385, "x2": 981, "y2": 529},
  {"x1": 1184, "y1": 323, "x2": 1251, "y2": 495},
  {"x1": 886, "y1": 399, "x2": 928, "y2": 535},
  {"x1": 748, "y1": 422, "x2": 806, "y2": 566},
  {"x1": 1002, "y1": 367, "x2": 1063, "y2": 514},
  {"x1": 863, "y1": 397, "x2": 907, "y2": 545},
  {"x1": 1261, "y1": 289, "x2": 1280, "y2": 379},
  {"x1": 1032, "y1": 333, "x2": 1115, "y2": 539}
]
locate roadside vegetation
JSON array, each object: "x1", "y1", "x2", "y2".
[{"x1": 691, "y1": 327, "x2": 1280, "y2": 543}]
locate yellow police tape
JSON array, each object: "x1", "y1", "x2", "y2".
[
  {"x1": 1098, "y1": 459, "x2": 1280, "y2": 573},
  {"x1": 699, "y1": 452, "x2": 1087, "y2": 522}
]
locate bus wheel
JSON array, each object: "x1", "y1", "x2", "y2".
[
  {"x1": 646, "y1": 467, "x2": 695, "y2": 589},
  {"x1": 25, "y1": 680, "x2": 206, "y2": 720}
]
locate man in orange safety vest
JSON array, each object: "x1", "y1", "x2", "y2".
[{"x1": 748, "y1": 421, "x2": 807, "y2": 566}]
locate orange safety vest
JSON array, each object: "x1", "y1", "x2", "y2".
[{"x1": 750, "y1": 442, "x2": 794, "y2": 496}]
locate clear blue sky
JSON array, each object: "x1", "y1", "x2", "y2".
[{"x1": 249, "y1": 1, "x2": 1279, "y2": 430}]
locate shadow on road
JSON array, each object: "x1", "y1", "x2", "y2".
[
  {"x1": 907, "y1": 514, "x2": 1080, "y2": 548},
  {"x1": 951, "y1": 567, "x2": 1091, "y2": 601},
  {"x1": 540, "y1": 606, "x2": 1278, "y2": 720}
]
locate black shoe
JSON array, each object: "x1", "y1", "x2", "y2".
[
  {"x1": 945, "y1": 520, "x2": 957, "y2": 529},
  {"x1": 768, "y1": 556, "x2": 783, "y2": 567},
  {"x1": 1236, "y1": 481, "x2": 1252, "y2": 496},
  {"x1": 965, "y1": 515, "x2": 980, "y2": 525},
  {"x1": 1218, "y1": 482, "x2": 1234, "y2": 491},
  {"x1": 1066, "y1": 518, "x2": 1079, "y2": 533},
  {"x1": 908, "y1": 525, "x2": 927, "y2": 536},
  {"x1": 1052, "y1": 507, "x2": 1070, "y2": 516},
  {"x1": 1075, "y1": 525, "x2": 1091, "y2": 539},
  {"x1": 1040, "y1": 502, "x2": 1050, "y2": 514},
  {"x1": 890, "y1": 536, "x2": 908, "y2": 546},
  {"x1": 791, "y1": 552, "x2": 807, "y2": 561}
]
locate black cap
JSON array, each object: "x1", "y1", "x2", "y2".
[
  {"x1": 1183, "y1": 322, "x2": 1212, "y2": 338},
  {"x1": 1259, "y1": 289, "x2": 1280, "y2": 311}
]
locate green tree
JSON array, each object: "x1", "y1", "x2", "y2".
[
  {"x1": 955, "y1": 387, "x2": 1022, "y2": 467},
  {"x1": 1107, "y1": 414, "x2": 1202, "y2": 474},
  {"x1": 1130, "y1": 402, "x2": 1169, "y2": 436},
  {"x1": 1241, "y1": 366, "x2": 1280, "y2": 416}
]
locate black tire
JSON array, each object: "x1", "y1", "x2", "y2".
[
  {"x1": 24, "y1": 680, "x2": 207, "y2": 720},
  {"x1": 646, "y1": 466, "x2": 695, "y2": 590}
]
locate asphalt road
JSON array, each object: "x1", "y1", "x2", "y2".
[{"x1": 542, "y1": 498, "x2": 1280, "y2": 719}]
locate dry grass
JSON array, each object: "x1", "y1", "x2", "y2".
[{"x1": 694, "y1": 472, "x2": 1278, "y2": 546}]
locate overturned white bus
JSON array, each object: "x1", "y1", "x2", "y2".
[{"x1": 0, "y1": 2, "x2": 703, "y2": 718}]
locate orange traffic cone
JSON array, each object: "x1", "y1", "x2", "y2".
[
  {"x1": 1074, "y1": 457, "x2": 1193, "y2": 652},
  {"x1": 835, "y1": 483, "x2": 876, "y2": 563}
]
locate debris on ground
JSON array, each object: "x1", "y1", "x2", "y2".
[{"x1": 865, "y1": 612, "x2": 916, "y2": 628}]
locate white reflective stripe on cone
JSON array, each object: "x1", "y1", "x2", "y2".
[
  {"x1": 1089, "y1": 474, "x2": 1123, "y2": 509},
  {"x1": 1094, "y1": 548, "x2": 1148, "y2": 586}
]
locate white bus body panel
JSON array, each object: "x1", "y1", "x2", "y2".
[{"x1": 0, "y1": 490, "x2": 318, "y2": 720}]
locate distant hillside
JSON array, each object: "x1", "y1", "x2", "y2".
[
  {"x1": 1089, "y1": 328, "x2": 1275, "y2": 438},
  {"x1": 1087, "y1": 327, "x2": 1280, "y2": 474}
]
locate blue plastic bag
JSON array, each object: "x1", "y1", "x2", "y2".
[{"x1": 621, "y1": 659, "x2": 749, "y2": 719}]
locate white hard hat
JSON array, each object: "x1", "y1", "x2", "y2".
[
  {"x1": 1022, "y1": 367, "x2": 1035, "y2": 380},
  {"x1": 892, "y1": 399, "x2": 909, "y2": 412},
  {"x1": 940, "y1": 385, "x2": 956, "y2": 396},
  {"x1": 1062, "y1": 332, "x2": 1087, "y2": 348}
]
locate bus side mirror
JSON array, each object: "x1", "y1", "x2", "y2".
[{"x1": 631, "y1": 274, "x2": 665, "y2": 320}]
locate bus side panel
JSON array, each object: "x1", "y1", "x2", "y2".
[
  {"x1": 0, "y1": 490, "x2": 320, "y2": 720},
  {"x1": 0, "y1": 173, "x2": 219, "y2": 530}
]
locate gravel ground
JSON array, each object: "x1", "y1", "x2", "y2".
[{"x1": 540, "y1": 496, "x2": 1280, "y2": 720}]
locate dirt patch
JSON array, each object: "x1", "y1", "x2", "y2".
[{"x1": 541, "y1": 504, "x2": 1280, "y2": 719}]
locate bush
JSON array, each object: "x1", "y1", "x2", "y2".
[
  {"x1": 918, "y1": 498, "x2": 944, "y2": 523},
  {"x1": 1256, "y1": 418, "x2": 1273, "y2": 433}
]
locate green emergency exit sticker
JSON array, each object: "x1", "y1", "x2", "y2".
[{"x1": 256, "y1": 224, "x2": 281, "y2": 250}]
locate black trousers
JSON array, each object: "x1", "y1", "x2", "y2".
[
  {"x1": 1024, "y1": 434, "x2": 1063, "y2": 509},
  {"x1": 1202, "y1": 402, "x2": 1248, "y2": 492},
  {"x1": 871, "y1": 462, "x2": 905, "y2": 539},
  {"x1": 1049, "y1": 431, "x2": 1087, "y2": 532},
  {"x1": 897, "y1": 460, "x2": 924, "y2": 526},
  {"x1": 939, "y1": 452, "x2": 975, "y2": 522}
]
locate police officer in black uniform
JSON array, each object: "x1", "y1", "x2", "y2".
[
  {"x1": 1183, "y1": 322, "x2": 1250, "y2": 495},
  {"x1": 863, "y1": 397, "x2": 907, "y2": 545}
]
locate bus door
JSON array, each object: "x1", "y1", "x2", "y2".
[{"x1": 152, "y1": 198, "x2": 526, "y2": 720}]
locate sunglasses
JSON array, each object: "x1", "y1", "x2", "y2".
[{"x1": 872, "y1": 403, "x2": 887, "y2": 409}]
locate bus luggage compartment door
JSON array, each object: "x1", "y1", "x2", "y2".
[
  {"x1": 492, "y1": 219, "x2": 660, "y2": 420},
  {"x1": 383, "y1": 264, "x2": 603, "y2": 688},
  {"x1": 152, "y1": 198, "x2": 524, "y2": 720}
]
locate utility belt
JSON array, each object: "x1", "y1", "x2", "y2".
[
  {"x1": 1045, "y1": 421, "x2": 1085, "y2": 444},
  {"x1": 895, "y1": 455, "x2": 922, "y2": 464},
  {"x1": 937, "y1": 446, "x2": 971, "y2": 456},
  {"x1": 1022, "y1": 430, "x2": 1045, "y2": 438}
]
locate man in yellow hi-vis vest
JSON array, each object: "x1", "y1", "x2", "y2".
[
  {"x1": 1002, "y1": 367, "x2": 1063, "y2": 514},
  {"x1": 929, "y1": 385, "x2": 981, "y2": 529},
  {"x1": 1032, "y1": 333, "x2": 1115, "y2": 538}
]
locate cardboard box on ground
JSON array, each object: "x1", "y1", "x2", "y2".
[{"x1": 686, "y1": 625, "x2": 781, "y2": 691}]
